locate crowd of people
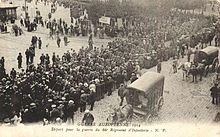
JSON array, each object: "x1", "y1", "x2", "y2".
[{"x1": 0, "y1": 34, "x2": 147, "y2": 125}]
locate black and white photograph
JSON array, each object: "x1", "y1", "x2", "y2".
[{"x1": 0, "y1": 0, "x2": 220, "y2": 136}]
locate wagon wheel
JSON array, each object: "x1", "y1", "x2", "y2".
[
  {"x1": 145, "y1": 114, "x2": 153, "y2": 123},
  {"x1": 152, "y1": 97, "x2": 164, "y2": 116},
  {"x1": 158, "y1": 97, "x2": 164, "y2": 111},
  {"x1": 132, "y1": 113, "x2": 139, "y2": 121},
  {"x1": 211, "y1": 58, "x2": 219, "y2": 72}
]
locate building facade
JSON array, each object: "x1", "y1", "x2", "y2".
[{"x1": 0, "y1": 3, "x2": 18, "y2": 22}]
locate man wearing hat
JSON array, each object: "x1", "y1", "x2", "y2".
[
  {"x1": 38, "y1": 37, "x2": 42, "y2": 49},
  {"x1": 45, "y1": 99, "x2": 53, "y2": 111},
  {"x1": 17, "y1": 53, "x2": 23, "y2": 69},
  {"x1": 74, "y1": 89, "x2": 81, "y2": 111},
  {"x1": 190, "y1": 64, "x2": 198, "y2": 83},
  {"x1": 66, "y1": 100, "x2": 75, "y2": 124},
  {"x1": 42, "y1": 109, "x2": 50, "y2": 124},
  {"x1": 157, "y1": 60, "x2": 162, "y2": 73},
  {"x1": 83, "y1": 83, "x2": 90, "y2": 94},
  {"x1": 210, "y1": 83, "x2": 219, "y2": 105},
  {"x1": 82, "y1": 110, "x2": 94, "y2": 126},
  {"x1": 127, "y1": 60, "x2": 134, "y2": 80},
  {"x1": 88, "y1": 90, "x2": 96, "y2": 111},
  {"x1": 106, "y1": 76, "x2": 114, "y2": 96},
  {"x1": 118, "y1": 84, "x2": 126, "y2": 106},
  {"x1": 21, "y1": 108, "x2": 31, "y2": 123},
  {"x1": 134, "y1": 61, "x2": 141, "y2": 77},
  {"x1": 95, "y1": 79, "x2": 102, "y2": 101},
  {"x1": 193, "y1": 47, "x2": 199, "y2": 64},
  {"x1": 80, "y1": 91, "x2": 88, "y2": 112},
  {"x1": 10, "y1": 68, "x2": 17, "y2": 79},
  {"x1": 29, "y1": 102, "x2": 39, "y2": 122},
  {"x1": 50, "y1": 104, "x2": 61, "y2": 123}
]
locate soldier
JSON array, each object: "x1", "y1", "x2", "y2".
[{"x1": 17, "y1": 53, "x2": 22, "y2": 69}]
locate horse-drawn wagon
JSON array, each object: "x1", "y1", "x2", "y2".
[
  {"x1": 125, "y1": 72, "x2": 165, "y2": 122},
  {"x1": 198, "y1": 46, "x2": 219, "y2": 65},
  {"x1": 107, "y1": 72, "x2": 165, "y2": 123}
]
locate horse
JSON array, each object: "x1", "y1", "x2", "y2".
[
  {"x1": 178, "y1": 62, "x2": 192, "y2": 80},
  {"x1": 187, "y1": 62, "x2": 208, "y2": 81},
  {"x1": 178, "y1": 61, "x2": 208, "y2": 82}
]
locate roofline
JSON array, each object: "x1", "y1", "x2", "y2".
[{"x1": 0, "y1": 6, "x2": 19, "y2": 9}]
